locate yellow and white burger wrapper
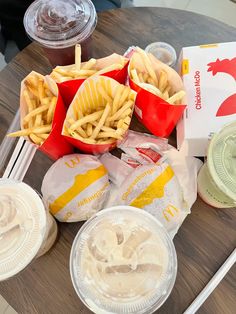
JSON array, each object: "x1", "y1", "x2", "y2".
[
  {"x1": 101, "y1": 131, "x2": 202, "y2": 238},
  {"x1": 41, "y1": 154, "x2": 110, "y2": 222},
  {"x1": 101, "y1": 153, "x2": 186, "y2": 238}
]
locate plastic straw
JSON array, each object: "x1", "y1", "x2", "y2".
[
  {"x1": 2, "y1": 137, "x2": 37, "y2": 181},
  {"x1": 0, "y1": 109, "x2": 21, "y2": 170},
  {"x1": 184, "y1": 248, "x2": 236, "y2": 314}
]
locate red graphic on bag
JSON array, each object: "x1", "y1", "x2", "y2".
[{"x1": 207, "y1": 58, "x2": 236, "y2": 116}]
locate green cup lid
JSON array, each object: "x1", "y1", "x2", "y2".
[{"x1": 207, "y1": 121, "x2": 236, "y2": 201}]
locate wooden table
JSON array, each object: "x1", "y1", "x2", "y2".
[{"x1": 0, "y1": 7, "x2": 235, "y2": 314}]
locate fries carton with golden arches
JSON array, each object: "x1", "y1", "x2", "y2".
[
  {"x1": 62, "y1": 76, "x2": 137, "y2": 154},
  {"x1": 50, "y1": 45, "x2": 129, "y2": 107},
  {"x1": 8, "y1": 71, "x2": 73, "y2": 159},
  {"x1": 128, "y1": 47, "x2": 187, "y2": 137}
]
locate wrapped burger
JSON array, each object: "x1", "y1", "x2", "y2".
[
  {"x1": 100, "y1": 131, "x2": 202, "y2": 238},
  {"x1": 41, "y1": 154, "x2": 110, "y2": 222}
]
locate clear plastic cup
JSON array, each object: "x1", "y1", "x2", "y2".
[
  {"x1": 197, "y1": 122, "x2": 236, "y2": 208},
  {"x1": 145, "y1": 42, "x2": 177, "y2": 67},
  {"x1": 70, "y1": 206, "x2": 177, "y2": 314},
  {"x1": 23, "y1": 0, "x2": 97, "y2": 66},
  {"x1": 0, "y1": 179, "x2": 58, "y2": 281}
]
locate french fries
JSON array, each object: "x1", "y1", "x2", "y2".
[
  {"x1": 63, "y1": 77, "x2": 136, "y2": 145},
  {"x1": 50, "y1": 44, "x2": 126, "y2": 83},
  {"x1": 130, "y1": 47, "x2": 186, "y2": 105},
  {"x1": 7, "y1": 72, "x2": 57, "y2": 145}
]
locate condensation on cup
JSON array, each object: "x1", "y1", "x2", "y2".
[
  {"x1": 0, "y1": 179, "x2": 58, "y2": 281},
  {"x1": 197, "y1": 121, "x2": 236, "y2": 208},
  {"x1": 23, "y1": 0, "x2": 97, "y2": 66},
  {"x1": 70, "y1": 206, "x2": 177, "y2": 314}
]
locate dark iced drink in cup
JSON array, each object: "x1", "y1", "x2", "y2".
[{"x1": 23, "y1": 0, "x2": 97, "y2": 66}]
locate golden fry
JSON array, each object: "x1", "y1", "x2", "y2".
[
  {"x1": 29, "y1": 133, "x2": 44, "y2": 145},
  {"x1": 117, "y1": 86, "x2": 130, "y2": 110},
  {"x1": 167, "y1": 90, "x2": 185, "y2": 104},
  {"x1": 8, "y1": 125, "x2": 52, "y2": 137},
  {"x1": 147, "y1": 76, "x2": 156, "y2": 86},
  {"x1": 81, "y1": 58, "x2": 96, "y2": 70},
  {"x1": 158, "y1": 70, "x2": 168, "y2": 92},
  {"x1": 138, "y1": 72, "x2": 144, "y2": 83},
  {"x1": 143, "y1": 72, "x2": 149, "y2": 82},
  {"x1": 91, "y1": 121, "x2": 116, "y2": 133},
  {"x1": 131, "y1": 69, "x2": 140, "y2": 83},
  {"x1": 70, "y1": 110, "x2": 104, "y2": 130},
  {"x1": 90, "y1": 103, "x2": 111, "y2": 139},
  {"x1": 136, "y1": 48, "x2": 158, "y2": 86},
  {"x1": 109, "y1": 100, "x2": 133, "y2": 122},
  {"x1": 23, "y1": 103, "x2": 50, "y2": 124},
  {"x1": 96, "y1": 131, "x2": 122, "y2": 140},
  {"x1": 97, "y1": 138, "x2": 116, "y2": 144},
  {"x1": 69, "y1": 130, "x2": 96, "y2": 144},
  {"x1": 34, "y1": 114, "x2": 42, "y2": 127},
  {"x1": 96, "y1": 82, "x2": 112, "y2": 104},
  {"x1": 75, "y1": 44, "x2": 81, "y2": 71},
  {"x1": 86, "y1": 123, "x2": 93, "y2": 137},
  {"x1": 37, "y1": 133, "x2": 49, "y2": 140},
  {"x1": 112, "y1": 84, "x2": 124, "y2": 115},
  {"x1": 77, "y1": 69, "x2": 97, "y2": 76},
  {"x1": 46, "y1": 96, "x2": 57, "y2": 124},
  {"x1": 119, "y1": 108, "x2": 132, "y2": 119},
  {"x1": 117, "y1": 119, "x2": 124, "y2": 129}
]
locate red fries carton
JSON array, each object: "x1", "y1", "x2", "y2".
[
  {"x1": 177, "y1": 42, "x2": 236, "y2": 156},
  {"x1": 62, "y1": 76, "x2": 136, "y2": 154},
  {"x1": 50, "y1": 53, "x2": 129, "y2": 107},
  {"x1": 129, "y1": 47, "x2": 186, "y2": 138},
  {"x1": 18, "y1": 72, "x2": 73, "y2": 160}
]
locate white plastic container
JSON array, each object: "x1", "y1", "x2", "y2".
[
  {"x1": 197, "y1": 122, "x2": 236, "y2": 208},
  {"x1": 0, "y1": 179, "x2": 58, "y2": 281},
  {"x1": 145, "y1": 42, "x2": 177, "y2": 67},
  {"x1": 70, "y1": 206, "x2": 177, "y2": 314}
]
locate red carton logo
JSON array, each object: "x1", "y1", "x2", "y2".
[{"x1": 207, "y1": 58, "x2": 236, "y2": 116}]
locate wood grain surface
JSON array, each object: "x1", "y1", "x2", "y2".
[{"x1": 0, "y1": 7, "x2": 235, "y2": 314}]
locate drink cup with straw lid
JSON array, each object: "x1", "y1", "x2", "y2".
[
  {"x1": 23, "y1": 0, "x2": 97, "y2": 66},
  {"x1": 197, "y1": 121, "x2": 236, "y2": 208}
]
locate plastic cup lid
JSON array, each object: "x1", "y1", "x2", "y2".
[
  {"x1": 207, "y1": 121, "x2": 236, "y2": 201},
  {"x1": 0, "y1": 179, "x2": 47, "y2": 281},
  {"x1": 70, "y1": 206, "x2": 177, "y2": 314},
  {"x1": 24, "y1": 0, "x2": 97, "y2": 48},
  {"x1": 145, "y1": 42, "x2": 177, "y2": 67}
]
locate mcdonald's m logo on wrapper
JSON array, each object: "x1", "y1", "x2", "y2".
[{"x1": 163, "y1": 204, "x2": 179, "y2": 222}]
